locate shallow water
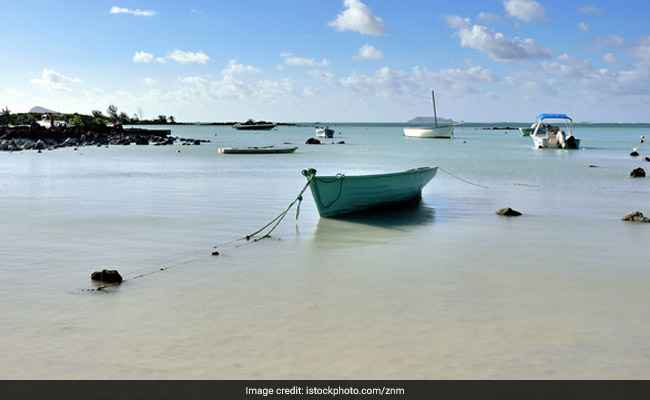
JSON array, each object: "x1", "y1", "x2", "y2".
[{"x1": 1, "y1": 123, "x2": 649, "y2": 379}]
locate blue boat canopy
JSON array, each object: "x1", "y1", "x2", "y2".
[{"x1": 536, "y1": 113, "x2": 571, "y2": 120}]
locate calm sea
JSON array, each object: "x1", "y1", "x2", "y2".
[{"x1": 1, "y1": 123, "x2": 649, "y2": 379}]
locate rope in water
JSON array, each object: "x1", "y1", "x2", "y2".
[
  {"x1": 235, "y1": 171, "x2": 314, "y2": 243},
  {"x1": 438, "y1": 167, "x2": 489, "y2": 189},
  {"x1": 84, "y1": 172, "x2": 317, "y2": 292}
]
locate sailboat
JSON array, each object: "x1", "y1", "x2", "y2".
[{"x1": 403, "y1": 90, "x2": 454, "y2": 139}]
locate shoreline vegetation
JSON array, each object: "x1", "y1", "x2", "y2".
[{"x1": 0, "y1": 105, "x2": 299, "y2": 152}]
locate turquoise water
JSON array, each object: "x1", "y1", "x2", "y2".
[{"x1": 1, "y1": 123, "x2": 649, "y2": 379}]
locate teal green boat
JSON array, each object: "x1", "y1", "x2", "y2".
[{"x1": 302, "y1": 166, "x2": 438, "y2": 218}]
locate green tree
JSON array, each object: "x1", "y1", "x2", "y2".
[
  {"x1": 68, "y1": 113, "x2": 84, "y2": 126},
  {"x1": 107, "y1": 105, "x2": 119, "y2": 122},
  {"x1": 91, "y1": 110, "x2": 107, "y2": 124},
  {"x1": 117, "y1": 112, "x2": 131, "y2": 124},
  {"x1": 168, "y1": 115, "x2": 176, "y2": 124},
  {"x1": 155, "y1": 115, "x2": 167, "y2": 124},
  {"x1": 0, "y1": 106, "x2": 11, "y2": 124}
]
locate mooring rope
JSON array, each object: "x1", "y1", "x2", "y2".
[
  {"x1": 238, "y1": 170, "x2": 315, "y2": 242},
  {"x1": 84, "y1": 172, "x2": 317, "y2": 292},
  {"x1": 438, "y1": 167, "x2": 489, "y2": 189}
]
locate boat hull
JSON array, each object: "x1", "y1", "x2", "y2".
[
  {"x1": 531, "y1": 135, "x2": 581, "y2": 149},
  {"x1": 218, "y1": 146, "x2": 297, "y2": 154},
  {"x1": 519, "y1": 127, "x2": 533, "y2": 136},
  {"x1": 305, "y1": 166, "x2": 438, "y2": 218},
  {"x1": 403, "y1": 125, "x2": 454, "y2": 138},
  {"x1": 233, "y1": 124, "x2": 276, "y2": 130},
  {"x1": 315, "y1": 128, "x2": 334, "y2": 138}
]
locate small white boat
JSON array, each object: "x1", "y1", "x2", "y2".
[
  {"x1": 315, "y1": 126, "x2": 334, "y2": 138},
  {"x1": 218, "y1": 146, "x2": 297, "y2": 154},
  {"x1": 37, "y1": 114, "x2": 67, "y2": 128},
  {"x1": 233, "y1": 119, "x2": 276, "y2": 130},
  {"x1": 519, "y1": 126, "x2": 534, "y2": 136},
  {"x1": 403, "y1": 125, "x2": 454, "y2": 138},
  {"x1": 530, "y1": 114, "x2": 581, "y2": 149},
  {"x1": 404, "y1": 90, "x2": 454, "y2": 139}
]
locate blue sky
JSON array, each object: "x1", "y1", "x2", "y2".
[{"x1": 2, "y1": 0, "x2": 650, "y2": 122}]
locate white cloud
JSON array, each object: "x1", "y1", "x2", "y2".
[
  {"x1": 477, "y1": 12, "x2": 502, "y2": 24},
  {"x1": 166, "y1": 50, "x2": 210, "y2": 64},
  {"x1": 221, "y1": 59, "x2": 262, "y2": 75},
  {"x1": 133, "y1": 51, "x2": 154, "y2": 63},
  {"x1": 328, "y1": 0, "x2": 386, "y2": 36},
  {"x1": 627, "y1": 36, "x2": 650, "y2": 66},
  {"x1": 110, "y1": 6, "x2": 156, "y2": 17},
  {"x1": 445, "y1": 15, "x2": 470, "y2": 30},
  {"x1": 30, "y1": 68, "x2": 80, "y2": 91},
  {"x1": 143, "y1": 78, "x2": 157, "y2": 86},
  {"x1": 132, "y1": 50, "x2": 210, "y2": 64},
  {"x1": 579, "y1": 22, "x2": 590, "y2": 32},
  {"x1": 309, "y1": 63, "x2": 497, "y2": 102},
  {"x1": 445, "y1": 16, "x2": 550, "y2": 62},
  {"x1": 282, "y1": 53, "x2": 330, "y2": 67},
  {"x1": 5, "y1": 88, "x2": 27, "y2": 97},
  {"x1": 353, "y1": 44, "x2": 385, "y2": 61},
  {"x1": 595, "y1": 35, "x2": 626, "y2": 49},
  {"x1": 579, "y1": 6, "x2": 606, "y2": 15},
  {"x1": 503, "y1": 0, "x2": 546, "y2": 22}
]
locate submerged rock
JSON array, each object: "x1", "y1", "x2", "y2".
[
  {"x1": 496, "y1": 207, "x2": 522, "y2": 216},
  {"x1": 621, "y1": 211, "x2": 650, "y2": 223},
  {"x1": 305, "y1": 137, "x2": 321, "y2": 145},
  {"x1": 630, "y1": 151, "x2": 640, "y2": 156},
  {"x1": 90, "y1": 269, "x2": 123, "y2": 284},
  {"x1": 630, "y1": 167, "x2": 646, "y2": 177}
]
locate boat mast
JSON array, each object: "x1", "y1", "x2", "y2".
[{"x1": 431, "y1": 90, "x2": 438, "y2": 128}]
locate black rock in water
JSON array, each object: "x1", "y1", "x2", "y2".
[
  {"x1": 90, "y1": 269, "x2": 123, "y2": 284},
  {"x1": 621, "y1": 211, "x2": 650, "y2": 223},
  {"x1": 496, "y1": 207, "x2": 522, "y2": 216},
  {"x1": 306, "y1": 138, "x2": 321, "y2": 144},
  {"x1": 630, "y1": 167, "x2": 646, "y2": 177}
]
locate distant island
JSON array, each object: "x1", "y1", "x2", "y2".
[
  {"x1": 407, "y1": 116, "x2": 454, "y2": 124},
  {"x1": 29, "y1": 106, "x2": 58, "y2": 114}
]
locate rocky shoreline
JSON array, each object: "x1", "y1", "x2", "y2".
[{"x1": 0, "y1": 124, "x2": 208, "y2": 152}]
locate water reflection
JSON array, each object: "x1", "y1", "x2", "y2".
[{"x1": 310, "y1": 201, "x2": 435, "y2": 246}]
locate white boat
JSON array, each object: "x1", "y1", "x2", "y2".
[
  {"x1": 218, "y1": 146, "x2": 297, "y2": 154},
  {"x1": 519, "y1": 126, "x2": 534, "y2": 136},
  {"x1": 37, "y1": 114, "x2": 67, "y2": 128},
  {"x1": 530, "y1": 114, "x2": 581, "y2": 149},
  {"x1": 315, "y1": 126, "x2": 334, "y2": 138},
  {"x1": 233, "y1": 119, "x2": 276, "y2": 130},
  {"x1": 404, "y1": 90, "x2": 454, "y2": 139},
  {"x1": 403, "y1": 125, "x2": 454, "y2": 138}
]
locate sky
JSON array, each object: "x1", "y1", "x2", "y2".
[{"x1": 1, "y1": 0, "x2": 650, "y2": 122}]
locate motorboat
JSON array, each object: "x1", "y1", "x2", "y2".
[
  {"x1": 218, "y1": 146, "x2": 297, "y2": 154},
  {"x1": 530, "y1": 114, "x2": 581, "y2": 149},
  {"x1": 315, "y1": 126, "x2": 334, "y2": 138},
  {"x1": 233, "y1": 119, "x2": 276, "y2": 130}
]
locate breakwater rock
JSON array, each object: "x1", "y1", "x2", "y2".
[
  {"x1": 630, "y1": 167, "x2": 646, "y2": 178},
  {"x1": 621, "y1": 211, "x2": 650, "y2": 223},
  {"x1": 0, "y1": 124, "x2": 207, "y2": 152},
  {"x1": 496, "y1": 207, "x2": 522, "y2": 216},
  {"x1": 90, "y1": 269, "x2": 123, "y2": 284}
]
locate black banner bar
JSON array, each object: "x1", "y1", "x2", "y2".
[{"x1": 2, "y1": 380, "x2": 649, "y2": 400}]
